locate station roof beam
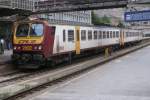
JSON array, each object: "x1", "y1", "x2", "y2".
[
  {"x1": 0, "y1": 0, "x2": 33, "y2": 17},
  {"x1": 34, "y1": 0, "x2": 128, "y2": 14}
]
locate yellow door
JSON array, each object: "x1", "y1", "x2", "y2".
[
  {"x1": 120, "y1": 30, "x2": 125, "y2": 46},
  {"x1": 75, "y1": 26, "x2": 80, "y2": 54}
]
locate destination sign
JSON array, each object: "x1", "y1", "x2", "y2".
[{"x1": 124, "y1": 10, "x2": 150, "y2": 22}]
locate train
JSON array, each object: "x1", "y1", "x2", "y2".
[{"x1": 12, "y1": 18, "x2": 143, "y2": 68}]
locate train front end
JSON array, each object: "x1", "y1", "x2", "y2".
[{"x1": 12, "y1": 20, "x2": 47, "y2": 66}]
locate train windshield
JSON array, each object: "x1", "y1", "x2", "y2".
[
  {"x1": 30, "y1": 24, "x2": 43, "y2": 36},
  {"x1": 16, "y1": 24, "x2": 29, "y2": 37},
  {"x1": 16, "y1": 23, "x2": 44, "y2": 37}
]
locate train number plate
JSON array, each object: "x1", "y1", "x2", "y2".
[{"x1": 22, "y1": 46, "x2": 32, "y2": 50}]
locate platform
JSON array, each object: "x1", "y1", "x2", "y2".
[
  {"x1": 30, "y1": 46, "x2": 150, "y2": 100},
  {"x1": 0, "y1": 50, "x2": 12, "y2": 65}
]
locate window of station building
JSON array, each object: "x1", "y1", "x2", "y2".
[
  {"x1": 63, "y1": 30, "x2": 66, "y2": 42},
  {"x1": 113, "y1": 31, "x2": 116, "y2": 38},
  {"x1": 68, "y1": 30, "x2": 74, "y2": 42},
  {"x1": 88, "y1": 30, "x2": 92, "y2": 40},
  {"x1": 103, "y1": 31, "x2": 106, "y2": 39},
  {"x1": 81, "y1": 30, "x2": 86, "y2": 40},
  {"x1": 116, "y1": 31, "x2": 119, "y2": 38},
  {"x1": 107, "y1": 31, "x2": 110, "y2": 38},
  {"x1": 110, "y1": 31, "x2": 113, "y2": 38},
  {"x1": 94, "y1": 31, "x2": 98, "y2": 40},
  {"x1": 99, "y1": 31, "x2": 102, "y2": 39}
]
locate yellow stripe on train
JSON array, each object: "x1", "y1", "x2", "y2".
[{"x1": 13, "y1": 36, "x2": 44, "y2": 44}]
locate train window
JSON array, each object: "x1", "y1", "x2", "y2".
[
  {"x1": 130, "y1": 32, "x2": 133, "y2": 37},
  {"x1": 88, "y1": 30, "x2": 92, "y2": 40},
  {"x1": 137, "y1": 32, "x2": 139, "y2": 36},
  {"x1": 126, "y1": 32, "x2": 128, "y2": 37},
  {"x1": 94, "y1": 31, "x2": 98, "y2": 40},
  {"x1": 63, "y1": 30, "x2": 66, "y2": 42},
  {"x1": 99, "y1": 31, "x2": 102, "y2": 39},
  {"x1": 81, "y1": 30, "x2": 86, "y2": 40},
  {"x1": 136, "y1": 32, "x2": 138, "y2": 36},
  {"x1": 16, "y1": 24, "x2": 29, "y2": 37},
  {"x1": 110, "y1": 31, "x2": 113, "y2": 38},
  {"x1": 107, "y1": 31, "x2": 109, "y2": 38},
  {"x1": 113, "y1": 31, "x2": 116, "y2": 38},
  {"x1": 116, "y1": 31, "x2": 119, "y2": 38},
  {"x1": 68, "y1": 30, "x2": 74, "y2": 42},
  {"x1": 129, "y1": 32, "x2": 131, "y2": 37},
  {"x1": 103, "y1": 31, "x2": 106, "y2": 39},
  {"x1": 30, "y1": 24, "x2": 44, "y2": 36}
]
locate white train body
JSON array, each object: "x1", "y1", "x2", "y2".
[
  {"x1": 52, "y1": 24, "x2": 143, "y2": 55},
  {"x1": 12, "y1": 19, "x2": 144, "y2": 67}
]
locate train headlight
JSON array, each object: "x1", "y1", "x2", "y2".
[
  {"x1": 38, "y1": 46, "x2": 42, "y2": 50},
  {"x1": 34, "y1": 46, "x2": 38, "y2": 50},
  {"x1": 13, "y1": 46, "x2": 17, "y2": 50}
]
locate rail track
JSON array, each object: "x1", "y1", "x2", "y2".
[{"x1": 0, "y1": 39, "x2": 150, "y2": 100}]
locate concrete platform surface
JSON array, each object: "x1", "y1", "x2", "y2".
[
  {"x1": 30, "y1": 46, "x2": 150, "y2": 100},
  {"x1": 0, "y1": 50, "x2": 12, "y2": 64}
]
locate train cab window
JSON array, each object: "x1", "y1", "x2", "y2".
[
  {"x1": 103, "y1": 31, "x2": 106, "y2": 39},
  {"x1": 107, "y1": 31, "x2": 109, "y2": 38},
  {"x1": 116, "y1": 31, "x2": 119, "y2": 38},
  {"x1": 113, "y1": 31, "x2": 116, "y2": 38},
  {"x1": 63, "y1": 30, "x2": 66, "y2": 42},
  {"x1": 16, "y1": 24, "x2": 29, "y2": 37},
  {"x1": 99, "y1": 31, "x2": 102, "y2": 39},
  {"x1": 68, "y1": 30, "x2": 74, "y2": 42},
  {"x1": 88, "y1": 30, "x2": 92, "y2": 40},
  {"x1": 110, "y1": 31, "x2": 113, "y2": 38},
  {"x1": 30, "y1": 24, "x2": 44, "y2": 36},
  {"x1": 81, "y1": 30, "x2": 86, "y2": 40},
  {"x1": 94, "y1": 31, "x2": 98, "y2": 40}
]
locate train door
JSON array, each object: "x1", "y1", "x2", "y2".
[
  {"x1": 120, "y1": 29, "x2": 125, "y2": 46},
  {"x1": 75, "y1": 26, "x2": 80, "y2": 54}
]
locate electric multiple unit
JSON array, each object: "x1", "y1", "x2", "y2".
[{"x1": 12, "y1": 19, "x2": 143, "y2": 68}]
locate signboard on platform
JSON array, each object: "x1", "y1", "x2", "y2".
[{"x1": 124, "y1": 10, "x2": 150, "y2": 22}]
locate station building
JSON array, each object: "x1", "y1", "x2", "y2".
[
  {"x1": 34, "y1": 0, "x2": 92, "y2": 25},
  {"x1": 36, "y1": 11, "x2": 92, "y2": 25}
]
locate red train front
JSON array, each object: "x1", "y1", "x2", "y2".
[{"x1": 12, "y1": 19, "x2": 55, "y2": 67}]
